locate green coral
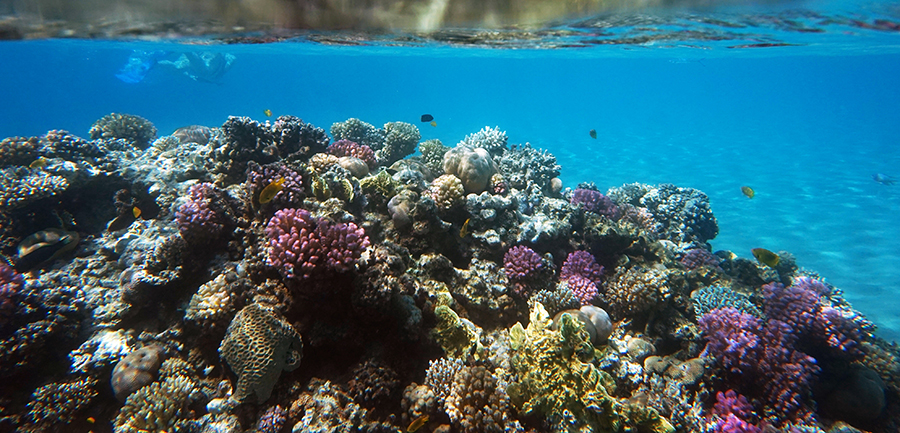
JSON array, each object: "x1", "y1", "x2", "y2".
[
  {"x1": 508, "y1": 303, "x2": 674, "y2": 433},
  {"x1": 359, "y1": 169, "x2": 398, "y2": 199},
  {"x1": 432, "y1": 304, "x2": 477, "y2": 359},
  {"x1": 507, "y1": 303, "x2": 619, "y2": 432}
]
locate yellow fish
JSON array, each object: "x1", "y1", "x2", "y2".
[
  {"x1": 264, "y1": 109, "x2": 273, "y2": 117},
  {"x1": 259, "y1": 178, "x2": 286, "y2": 204},
  {"x1": 751, "y1": 248, "x2": 779, "y2": 267},
  {"x1": 29, "y1": 157, "x2": 48, "y2": 169},
  {"x1": 430, "y1": 120, "x2": 437, "y2": 127},
  {"x1": 132, "y1": 206, "x2": 142, "y2": 218},
  {"x1": 459, "y1": 218, "x2": 470, "y2": 238},
  {"x1": 407, "y1": 414, "x2": 429, "y2": 432},
  {"x1": 741, "y1": 186, "x2": 755, "y2": 199}
]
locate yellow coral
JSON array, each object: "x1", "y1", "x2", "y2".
[
  {"x1": 431, "y1": 305, "x2": 478, "y2": 359},
  {"x1": 429, "y1": 174, "x2": 465, "y2": 211},
  {"x1": 185, "y1": 273, "x2": 233, "y2": 327}
]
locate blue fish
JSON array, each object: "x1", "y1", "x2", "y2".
[
  {"x1": 872, "y1": 173, "x2": 896, "y2": 186},
  {"x1": 116, "y1": 50, "x2": 167, "y2": 83}
]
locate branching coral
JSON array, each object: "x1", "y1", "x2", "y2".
[
  {"x1": 175, "y1": 182, "x2": 227, "y2": 243},
  {"x1": 265, "y1": 208, "x2": 370, "y2": 278},
  {"x1": 461, "y1": 126, "x2": 508, "y2": 156},
  {"x1": 0, "y1": 166, "x2": 68, "y2": 211},
  {"x1": 90, "y1": 113, "x2": 157, "y2": 148},
  {"x1": 328, "y1": 139, "x2": 377, "y2": 168},
  {"x1": 571, "y1": 188, "x2": 620, "y2": 220},
  {"x1": 378, "y1": 121, "x2": 420, "y2": 166}
]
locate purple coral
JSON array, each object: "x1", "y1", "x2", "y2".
[
  {"x1": 763, "y1": 280, "x2": 864, "y2": 358},
  {"x1": 560, "y1": 251, "x2": 603, "y2": 305},
  {"x1": 680, "y1": 248, "x2": 722, "y2": 270},
  {"x1": 246, "y1": 161, "x2": 306, "y2": 209},
  {"x1": 712, "y1": 390, "x2": 761, "y2": 433},
  {"x1": 257, "y1": 405, "x2": 287, "y2": 433},
  {"x1": 570, "y1": 188, "x2": 620, "y2": 220},
  {"x1": 175, "y1": 182, "x2": 226, "y2": 243},
  {"x1": 328, "y1": 139, "x2": 377, "y2": 168},
  {"x1": 699, "y1": 306, "x2": 820, "y2": 425},
  {"x1": 503, "y1": 246, "x2": 543, "y2": 295},
  {"x1": 265, "y1": 208, "x2": 370, "y2": 278},
  {"x1": 0, "y1": 262, "x2": 23, "y2": 326}
]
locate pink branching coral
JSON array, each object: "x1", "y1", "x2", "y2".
[
  {"x1": 328, "y1": 139, "x2": 377, "y2": 169},
  {"x1": 265, "y1": 208, "x2": 370, "y2": 278},
  {"x1": 571, "y1": 188, "x2": 620, "y2": 220}
]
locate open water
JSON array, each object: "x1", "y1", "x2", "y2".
[{"x1": 1, "y1": 1, "x2": 899, "y2": 344}]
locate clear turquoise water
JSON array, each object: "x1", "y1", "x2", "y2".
[{"x1": 2, "y1": 4, "x2": 900, "y2": 340}]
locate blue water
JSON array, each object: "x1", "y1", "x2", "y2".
[{"x1": 2, "y1": 25, "x2": 900, "y2": 340}]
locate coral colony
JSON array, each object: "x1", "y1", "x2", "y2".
[{"x1": 0, "y1": 113, "x2": 895, "y2": 433}]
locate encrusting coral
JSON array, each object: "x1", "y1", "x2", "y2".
[{"x1": 219, "y1": 303, "x2": 303, "y2": 404}]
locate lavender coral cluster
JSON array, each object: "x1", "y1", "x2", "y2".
[
  {"x1": 175, "y1": 183, "x2": 227, "y2": 243},
  {"x1": 265, "y1": 208, "x2": 370, "y2": 278},
  {"x1": 246, "y1": 161, "x2": 306, "y2": 209},
  {"x1": 503, "y1": 245, "x2": 543, "y2": 295},
  {"x1": 698, "y1": 277, "x2": 867, "y2": 425},
  {"x1": 570, "y1": 188, "x2": 620, "y2": 220},
  {"x1": 560, "y1": 251, "x2": 603, "y2": 305}
]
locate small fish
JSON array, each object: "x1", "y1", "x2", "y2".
[
  {"x1": 751, "y1": 248, "x2": 780, "y2": 267},
  {"x1": 430, "y1": 120, "x2": 437, "y2": 127},
  {"x1": 872, "y1": 173, "x2": 896, "y2": 186},
  {"x1": 420, "y1": 114, "x2": 434, "y2": 122},
  {"x1": 407, "y1": 414, "x2": 429, "y2": 432},
  {"x1": 460, "y1": 218, "x2": 470, "y2": 238},
  {"x1": 741, "y1": 186, "x2": 755, "y2": 199},
  {"x1": 86, "y1": 417, "x2": 96, "y2": 424},
  {"x1": 259, "y1": 177, "x2": 286, "y2": 204},
  {"x1": 589, "y1": 129, "x2": 597, "y2": 139},
  {"x1": 132, "y1": 206, "x2": 142, "y2": 218},
  {"x1": 264, "y1": 109, "x2": 273, "y2": 117},
  {"x1": 29, "y1": 157, "x2": 49, "y2": 169}
]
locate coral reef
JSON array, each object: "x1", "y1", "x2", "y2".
[
  {"x1": 0, "y1": 112, "x2": 892, "y2": 433},
  {"x1": 219, "y1": 303, "x2": 303, "y2": 403}
]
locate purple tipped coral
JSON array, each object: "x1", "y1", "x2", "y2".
[
  {"x1": 711, "y1": 390, "x2": 761, "y2": 433},
  {"x1": 328, "y1": 139, "x2": 377, "y2": 169},
  {"x1": 175, "y1": 183, "x2": 227, "y2": 243},
  {"x1": 0, "y1": 262, "x2": 23, "y2": 326},
  {"x1": 265, "y1": 208, "x2": 370, "y2": 278},
  {"x1": 503, "y1": 245, "x2": 543, "y2": 295},
  {"x1": 680, "y1": 248, "x2": 722, "y2": 270},
  {"x1": 571, "y1": 188, "x2": 620, "y2": 220},
  {"x1": 560, "y1": 251, "x2": 603, "y2": 305}
]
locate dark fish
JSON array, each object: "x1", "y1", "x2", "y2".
[
  {"x1": 172, "y1": 125, "x2": 212, "y2": 145},
  {"x1": 751, "y1": 248, "x2": 780, "y2": 267},
  {"x1": 589, "y1": 129, "x2": 597, "y2": 139},
  {"x1": 15, "y1": 228, "x2": 80, "y2": 272},
  {"x1": 106, "y1": 213, "x2": 136, "y2": 232},
  {"x1": 420, "y1": 114, "x2": 434, "y2": 122},
  {"x1": 873, "y1": 173, "x2": 896, "y2": 186},
  {"x1": 741, "y1": 186, "x2": 755, "y2": 199}
]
